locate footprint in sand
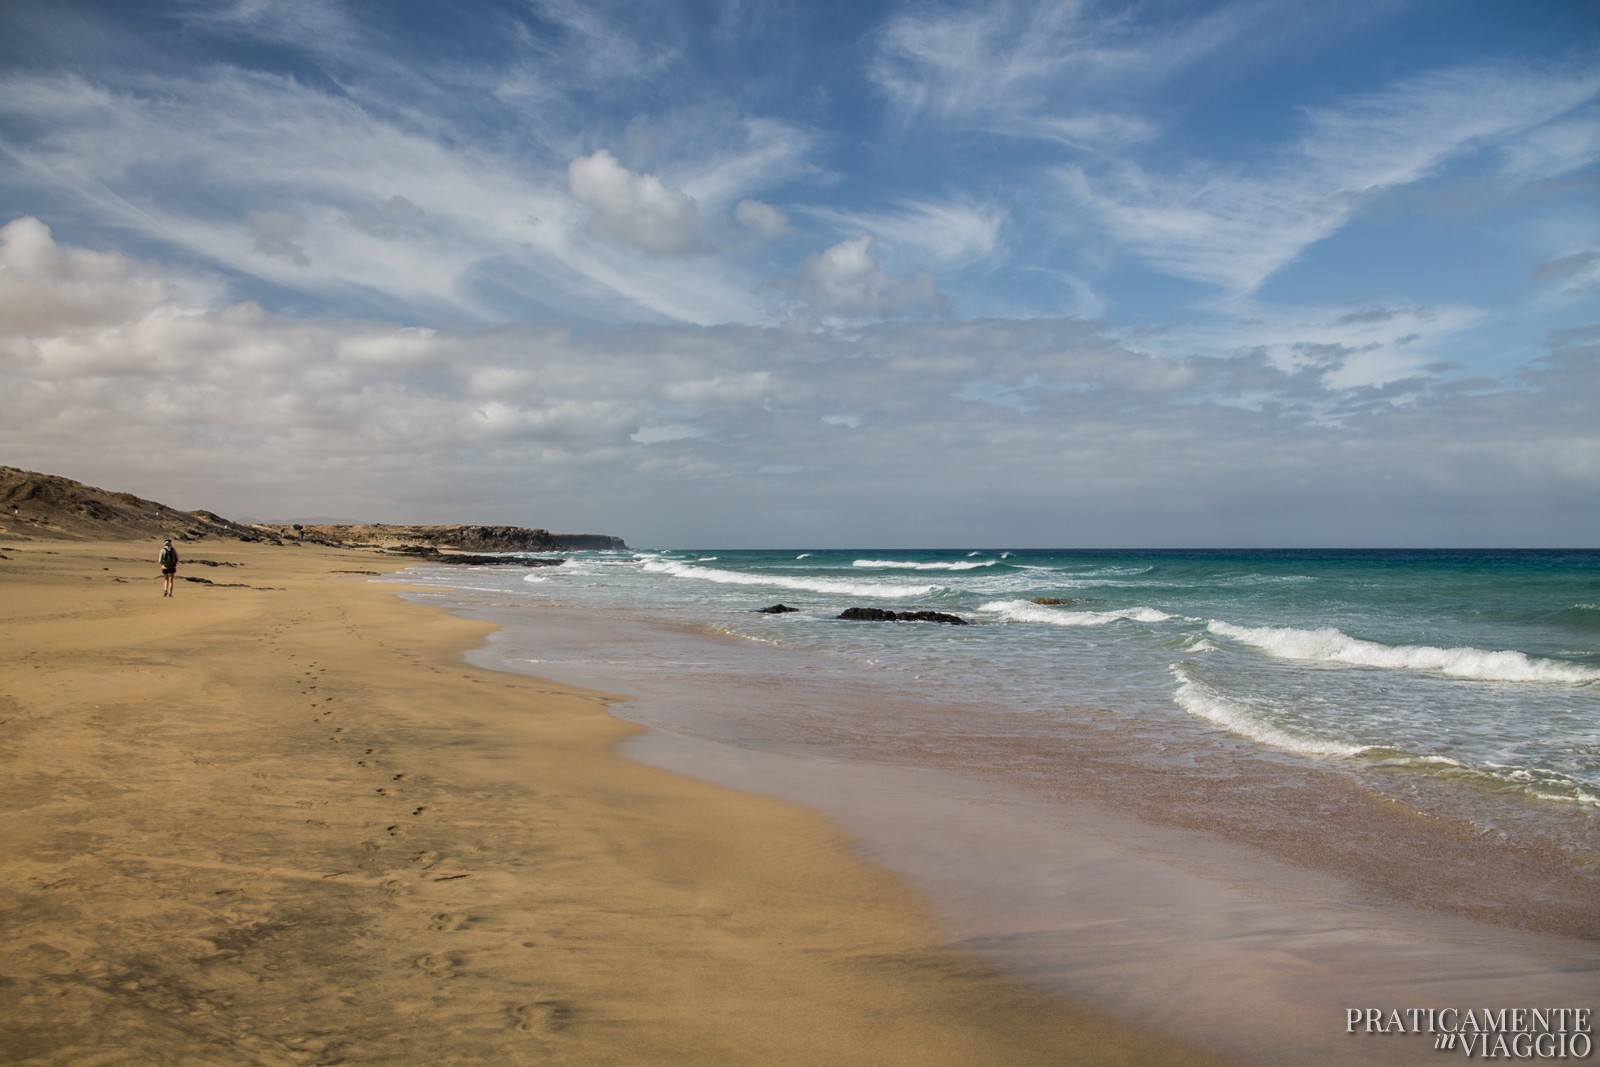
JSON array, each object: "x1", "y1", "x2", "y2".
[
  {"x1": 414, "y1": 953, "x2": 463, "y2": 978},
  {"x1": 508, "y1": 1000, "x2": 574, "y2": 1035}
]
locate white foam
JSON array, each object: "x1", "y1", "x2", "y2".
[
  {"x1": 1171, "y1": 663, "x2": 1369, "y2": 758},
  {"x1": 979, "y1": 600, "x2": 1175, "y2": 626},
  {"x1": 854, "y1": 558, "x2": 998, "y2": 571},
  {"x1": 1207, "y1": 621, "x2": 1600, "y2": 685},
  {"x1": 641, "y1": 559, "x2": 938, "y2": 599}
]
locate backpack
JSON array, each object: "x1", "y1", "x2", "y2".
[{"x1": 159, "y1": 544, "x2": 177, "y2": 568}]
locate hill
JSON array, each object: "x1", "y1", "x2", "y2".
[
  {"x1": 0, "y1": 466, "x2": 266, "y2": 543},
  {"x1": 0, "y1": 467, "x2": 628, "y2": 552}
]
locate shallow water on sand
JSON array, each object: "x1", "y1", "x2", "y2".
[{"x1": 389, "y1": 551, "x2": 1600, "y2": 1064}]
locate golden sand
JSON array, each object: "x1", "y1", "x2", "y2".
[{"x1": 0, "y1": 539, "x2": 1234, "y2": 1066}]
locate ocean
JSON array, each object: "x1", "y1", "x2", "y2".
[{"x1": 387, "y1": 548, "x2": 1600, "y2": 1064}]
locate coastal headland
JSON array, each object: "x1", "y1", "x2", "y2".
[
  {"x1": 0, "y1": 465, "x2": 626, "y2": 554},
  {"x1": 0, "y1": 470, "x2": 1232, "y2": 1065}
]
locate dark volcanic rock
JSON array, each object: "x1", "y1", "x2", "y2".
[
  {"x1": 1031, "y1": 596, "x2": 1074, "y2": 605},
  {"x1": 269, "y1": 522, "x2": 627, "y2": 552},
  {"x1": 838, "y1": 607, "x2": 898, "y2": 622},
  {"x1": 386, "y1": 545, "x2": 566, "y2": 566},
  {"x1": 757, "y1": 604, "x2": 800, "y2": 614},
  {"x1": 837, "y1": 607, "x2": 967, "y2": 625},
  {"x1": 896, "y1": 610, "x2": 968, "y2": 625}
]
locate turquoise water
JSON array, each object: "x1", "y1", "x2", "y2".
[
  {"x1": 390, "y1": 547, "x2": 1600, "y2": 1062},
  {"x1": 469, "y1": 547, "x2": 1600, "y2": 809}
]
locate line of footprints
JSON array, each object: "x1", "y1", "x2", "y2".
[{"x1": 272, "y1": 620, "x2": 573, "y2": 1038}]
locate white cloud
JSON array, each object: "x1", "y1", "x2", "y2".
[
  {"x1": 735, "y1": 199, "x2": 790, "y2": 240},
  {"x1": 1116, "y1": 299, "x2": 1496, "y2": 418},
  {"x1": 0, "y1": 217, "x2": 179, "y2": 333},
  {"x1": 568, "y1": 149, "x2": 702, "y2": 256},
  {"x1": 795, "y1": 236, "x2": 947, "y2": 319},
  {"x1": 1, "y1": 221, "x2": 1594, "y2": 546}
]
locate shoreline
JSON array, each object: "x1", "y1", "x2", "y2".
[
  {"x1": 414, "y1": 580, "x2": 1600, "y2": 1066},
  {"x1": 0, "y1": 539, "x2": 1235, "y2": 1065}
]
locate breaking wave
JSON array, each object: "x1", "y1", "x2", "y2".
[
  {"x1": 1171, "y1": 663, "x2": 1370, "y2": 758},
  {"x1": 854, "y1": 558, "x2": 998, "y2": 571},
  {"x1": 1207, "y1": 620, "x2": 1600, "y2": 684},
  {"x1": 641, "y1": 559, "x2": 938, "y2": 599},
  {"x1": 980, "y1": 600, "x2": 1174, "y2": 626}
]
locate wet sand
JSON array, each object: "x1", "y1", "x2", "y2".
[
  {"x1": 432, "y1": 593, "x2": 1600, "y2": 1066},
  {"x1": 0, "y1": 539, "x2": 1235, "y2": 1066}
]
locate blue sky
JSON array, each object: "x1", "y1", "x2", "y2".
[{"x1": 0, "y1": 0, "x2": 1596, "y2": 547}]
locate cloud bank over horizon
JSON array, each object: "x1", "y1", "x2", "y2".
[{"x1": 0, "y1": 0, "x2": 1596, "y2": 547}]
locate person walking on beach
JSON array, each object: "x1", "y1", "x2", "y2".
[{"x1": 159, "y1": 538, "x2": 179, "y2": 597}]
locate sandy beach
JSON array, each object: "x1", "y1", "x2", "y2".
[{"x1": 0, "y1": 538, "x2": 1236, "y2": 1066}]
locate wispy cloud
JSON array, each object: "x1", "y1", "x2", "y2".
[
  {"x1": 0, "y1": 64, "x2": 791, "y2": 324},
  {"x1": 803, "y1": 197, "x2": 1006, "y2": 271},
  {"x1": 1, "y1": 0, "x2": 1594, "y2": 544},
  {"x1": 867, "y1": 0, "x2": 1309, "y2": 148},
  {"x1": 1061, "y1": 64, "x2": 1600, "y2": 298}
]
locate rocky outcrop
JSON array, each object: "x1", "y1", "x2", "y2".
[
  {"x1": 837, "y1": 607, "x2": 967, "y2": 625},
  {"x1": 385, "y1": 545, "x2": 566, "y2": 567},
  {"x1": 1031, "y1": 597, "x2": 1074, "y2": 605},
  {"x1": 260, "y1": 523, "x2": 626, "y2": 552},
  {"x1": 757, "y1": 604, "x2": 800, "y2": 614}
]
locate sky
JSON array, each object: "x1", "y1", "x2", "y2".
[{"x1": 0, "y1": 0, "x2": 1596, "y2": 548}]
